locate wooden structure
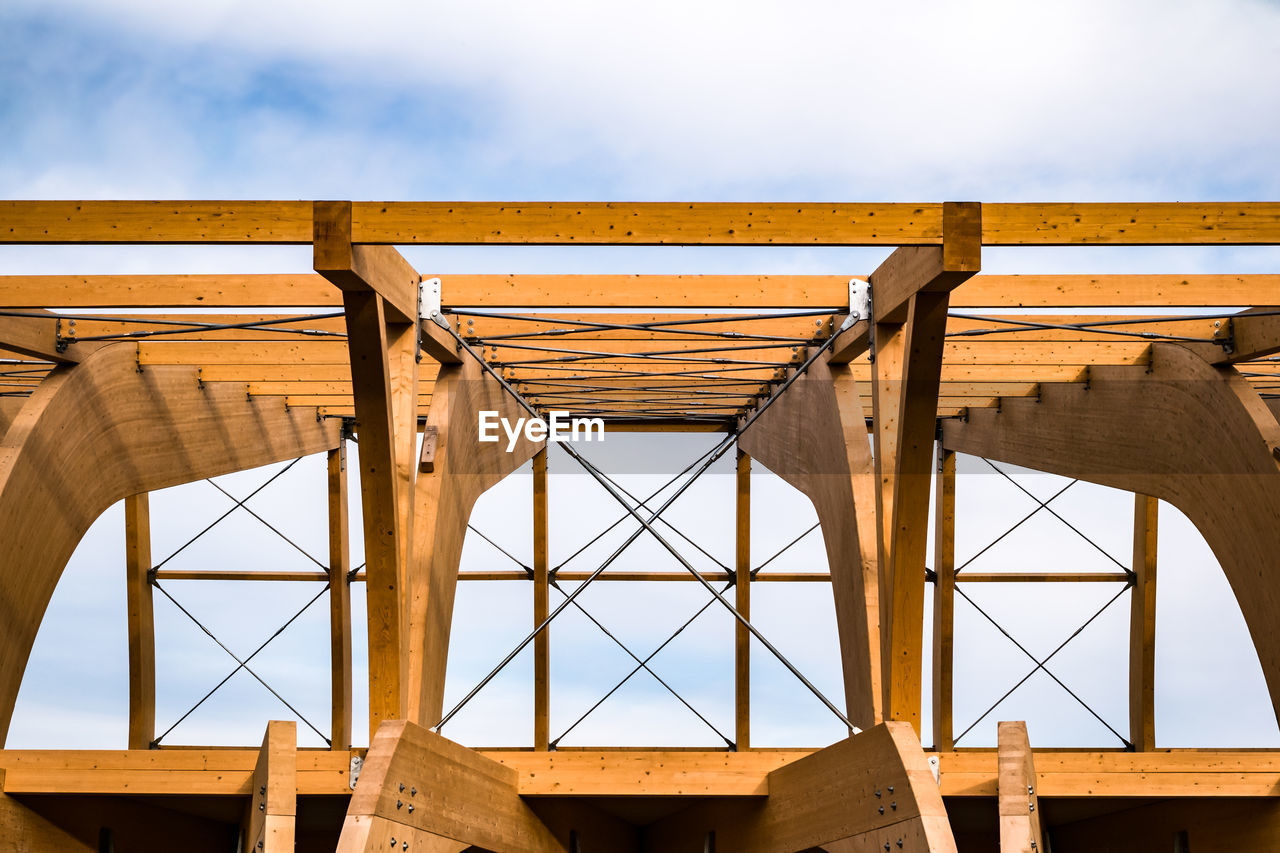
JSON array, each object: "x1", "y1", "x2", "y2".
[{"x1": 1, "y1": 200, "x2": 1279, "y2": 850}]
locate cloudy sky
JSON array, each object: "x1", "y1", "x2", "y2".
[{"x1": 3, "y1": 0, "x2": 1279, "y2": 752}]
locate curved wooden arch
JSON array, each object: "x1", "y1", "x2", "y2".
[
  {"x1": 0, "y1": 343, "x2": 340, "y2": 742},
  {"x1": 738, "y1": 355, "x2": 882, "y2": 729},
  {"x1": 942, "y1": 342, "x2": 1280, "y2": 722}
]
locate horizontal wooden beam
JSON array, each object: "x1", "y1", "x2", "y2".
[
  {"x1": 1, "y1": 274, "x2": 1277, "y2": 309},
  {"x1": 5, "y1": 201, "x2": 1280, "y2": 246},
  {"x1": 2, "y1": 748, "x2": 1278, "y2": 799}
]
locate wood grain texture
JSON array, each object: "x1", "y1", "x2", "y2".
[
  {"x1": 931, "y1": 450, "x2": 956, "y2": 751},
  {"x1": 1130, "y1": 494, "x2": 1158, "y2": 752},
  {"x1": 242, "y1": 720, "x2": 297, "y2": 853},
  {"x1": 738, "y1": 355, "x2": 882, "y2": 729},
  {"x1": 533, "y1": 448, "x2": 551, "y2": 750},
  {"x1": 6, "y1": 200, "x2": 1278, "y2": 245},
  {"x1": 942, "y1": 342, "x2": 1280, "y2": 726},
  {"x1": 0, "y1": 343, "x2": 339, "y2": 743},
  {"x1": 3, "y1": 273, "x2": 1277, "y2": 308},
  {"x1": 407, "y1": 356, "x2": 544, "y2": 727},
  {"x1": 997, "y1": 721, "x2": 1045, "y2": 853},
  {"x1": 735, "y1": 449, "x2": 752, "y2": 750},
  {"x1": 328, "y1": 445, "x2": 353, "y2": 751},
  {"x1": 336, "y1": 720, "x2": 562, "y2": 852},
  {"x1": 640, "y1": 722, "x2": 956, "y2": 852},
  {"x1": 124, "y1": 493, "x2": 154, "y2": 751}
]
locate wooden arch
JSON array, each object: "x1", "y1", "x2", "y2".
[
  {"x1": 0, "y1": 343, "x2": 340, "y2": 742},
  {"x1": 941, "y1": 342, "x2": 1280, "y2": 722}
]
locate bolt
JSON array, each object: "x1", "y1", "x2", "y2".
[
  {"x1": 411, "y1": 787, "x2": 417, "y2": 796},
  {"x1": 878, "y1": 806, "x2": 884, "y2": 815},
  {"x1": 399, "y1": 783, "x2": 405, "y2": 793},
  {"x1": 897, "y1": 840, "x2": 903, "y2": 849},
  {"x1": 408, "y1": 804, "x2": 415, "y2": 814},
  {"x1": 883, "y1": 844, "x2": 890, "y2": 852},
  {"x1": 389, "y1": 839, "x2": 396, "y2": 847},
  {"x1": 888, "y1": 786, "x2": 894, "y2": 794},
  {"x1": 258, "y1": 803, "x2": 264, "y2": 811},
  {"x1": 891, "y1": 801, "x2": 897, "y2": 811},
  {"x1": 875, "y1": 789, "x2": 882, "y2": 798},
  {"x1": 396, "y1": 800, "x2": 403, "y2": 809},
  {"x1": 403, "y1": 844, "x2": 408, "y2": 852},
  {"x1": 1029, "y1": 802, "x2": 1035, "y2": 812},
  {"x1": 259, "y1": 786, "x2": 266, "y2": 795}
]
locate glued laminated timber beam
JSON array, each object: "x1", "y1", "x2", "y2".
[
  {"x1": 0, "y1": 343, "x2": 340, "y2": 743},
  {"x1": 3, "y1": 200, "x2": 1280, "y2": 245},
  {"x1": 0, "y1": 273, "x2": 1277, "y2": 309},
  {"x1": 2, "y1": 747, "x2": 1280, "y2": 799}
]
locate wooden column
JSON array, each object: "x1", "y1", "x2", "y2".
[
  {"x1": 734, "y1": 450, "x2": 751, "y2": 750},
  {"x1": 124, "y1": 492, "x2": 154, "y2": 751},
  {"x1": 337, "y1": 721, "x2": 561, "y2": 853},
  {"x1": 328, "y1": 445, "x2": 353, "y2": 751},
  {"x1": 931, "y1": 448, "x2": 956, "y2": 750},
  {"x1": 641, "y1": 722, "x2": 958, "y2": 851},
  {"x1": 1130, "y1": 494, "x2": 1158, "y2": 752},
  {"x1": 315, "y1": 200, "x2": 423, "y2": 737},
  {"x1": 533, "y1": 448, "x2": 551, "y2": 751},
  {"x1": 872, "y1": 202, "x2": 981, "y2": 736},
  {"x1": 243, "y1": 720, "x2": 297, "y2": 853},
  {"x1": 406, "y1": 358, "x2": 543, "y2": 727},
  {"x1": 997, "y1": 720, "x2": 1046, "y2": 853}
]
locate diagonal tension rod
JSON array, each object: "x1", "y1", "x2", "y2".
[
  {"x1": 549, "y1": 579, "x2": 734, "y2": 748},
  {"x1": 152, "y1": 581, "x2": 331, "y2": 745},
  {"x1": 435, "y1": 316, "x2": 854, "y2": 732}
]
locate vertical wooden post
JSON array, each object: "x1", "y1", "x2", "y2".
[
  {"x1": 735, "y1": 450, "x2": 751, "y2": 750},
  {"x1": 533, "y1": 449, "x2": 551, "y2": 750},
  {"x1": 243, "y1": 720, "x2": 297, "y2": 853},
  {"x1": 328, "y1": 445, "x2": 353, "y2": 751},
  {"x1": 997, "y1": 720, "x2": 1045, "y2": 853},
  {"x1": 1130, "y1": 493, "x2": 1158, "y2": 752},
  {"x1": 124, "y1": 492, "x2": 154, "y2": 751},
  {"x1": 931, "y1": 448, "x2": 956, "y2": 750},
  {"x1": 871, "y1": 202, "x2": 980, "y2": 737}
]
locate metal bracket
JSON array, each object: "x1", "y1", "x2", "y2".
[
  {"x1": 420, "y1": 277, "x2": 449, "y2": 329},
  {"x1": 839, "y1": 279, "x2": 872, "y2": 332},
  {"x1": 928, "y1": 754, "x2": 941, "y2": 785},
  {"x1": 349, "y1": 754, "x2": 363, "y2": 790}
]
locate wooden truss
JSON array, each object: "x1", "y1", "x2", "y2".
[{"x1": 1, "y1": 200, "x2": 1280, "y2": 850}]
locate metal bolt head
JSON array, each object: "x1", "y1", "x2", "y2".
[
  {"x1": 403, "y1": 844, "x2": 408, "y2": 851},
  {"x1": 389, "y1": 839, "x2": 396, "y2": 847},
  {"x1": 396, "y1": 799, "x2": 403, "y2": 809},
  {"x1": 411, "y1": 787, "x2": 417, "y2": 796},
  {"x1": 258, "y1": 803, "x2": 264, "y2": 811},
  {"x1": 1027, "y1": 785, "x2": 1034, "y2": 795},
  {"x1": 875, "y1": 789, "x2": 881, "y2": 798},
  {"x1": 888, "y1": 785, "x2": 894, "y2": 793},
  {"x1": 408, "y1": 804, "x2": 415, "y2": 813},
  {"x1": 878, "y1": 806, "x2": 884, "y2": 815},
  {"x1": 399, "y1": 783, "x2": 405, "y2": 793},
  {"x1": 883, "y1": 844, "x2": 890, "y2": 852},
  {"x1": 890, "y1": 801, "x2": 897, "y2": 810},
  {"x1": 897, "y1": 841, "x2": 903, "y2": 849},
  {"x1": 259, "y1": 786, "x2": 266, "y2": 795}
]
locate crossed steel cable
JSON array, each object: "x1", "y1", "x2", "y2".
[
  {"x1": 150, "y1": 460, "x2": 334, "y2": 745},
  {"x1": 436, "y1": 316, "x2": 854, "y2": 734},
  {"x1": 951, "y1": 458, "x2": 1135, "y2": 747}
]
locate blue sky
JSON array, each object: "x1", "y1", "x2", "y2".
[{"x1": 3, "y1": 0, "x2": 1280, "y2": 751}]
